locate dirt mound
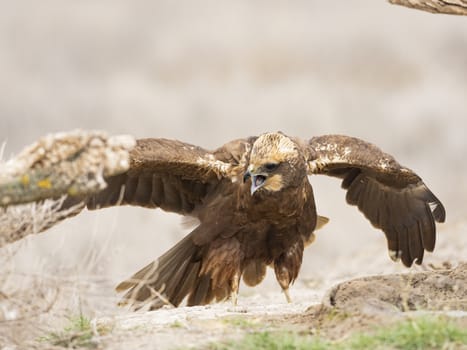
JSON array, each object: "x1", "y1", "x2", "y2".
[
  {"x1": 324, "y1": 262, "x2": 467, "y2": 314},
  {"x1": 296, "y1": 263, "x2": 467, "y2": 340}
]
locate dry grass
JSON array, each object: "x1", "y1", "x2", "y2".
[
  {"x1": 0, "y1": 197, "x2": 83, "y2": 247},
  {"x1": 0, "y1": 194, "x2": 119, "y2": 348}
]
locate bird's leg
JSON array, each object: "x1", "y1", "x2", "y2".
[
  {"x1": 231, "y1": 290, "x2": 238, "y2": 307},
  {"x1": 283, "y1": 287, "x2": 292, "y2": 303},
  {"x1": 274, "y1": 266, "x2": 294, "y2": 303},
  {"x1": 229, "y1": 272, "x2": 241, "y2": 307},
  {"x1": 273, "y1": 240, "x2": 303, "y2": 304}
]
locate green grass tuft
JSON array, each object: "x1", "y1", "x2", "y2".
[
  {"x1": 208, "y1": 331, "x2": 329, "y2": 350},
  {"x1": 208, "y1": 316, "x2": 467, "y2": 350},
  {"x1": 222, "y1": 317, "x2": 261, "y2": 329},
  {"x1": 170, "y1": 320, "x2": 185, "y2": 328},
  {"x1": 351, "y1": 315, "x2": 467, "y2": 350},
  {"x1": 40, "y1": 314, "x2": 107, "y2": 349}
]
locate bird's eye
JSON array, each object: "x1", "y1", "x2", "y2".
[{"x1": 264, "y1": 163, "x2": 279, "y2": 171}]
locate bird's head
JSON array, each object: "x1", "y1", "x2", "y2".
[{"x1": 243, "y1": 132, "x2": 306, "y2": 196}]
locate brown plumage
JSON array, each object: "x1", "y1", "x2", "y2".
[{"x1": 62, "y1": 132, "x2": 446, "y2": 309}]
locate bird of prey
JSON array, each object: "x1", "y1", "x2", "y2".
[{"x1": 64, "y1": 132, "x2": 445, "y2": 310}]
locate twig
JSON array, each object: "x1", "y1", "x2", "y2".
[{"x1": 389, "y1": 0, "x2": 467, "y2": 15}]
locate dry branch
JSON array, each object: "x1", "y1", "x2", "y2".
[
  {"x1": 389, "y1": 0, "x2": 467, "y2": 15},
  {"x1": 0, "y1": 130, "x2": 135, "y2": 206},
  {"x1": 0, "y1": 130, "x2": 135, "y2": 247}
]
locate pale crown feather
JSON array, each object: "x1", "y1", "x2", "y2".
[{"x1": 250, "y1": 133, "x2": 299, "y2": 167}]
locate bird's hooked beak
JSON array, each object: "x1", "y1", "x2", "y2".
[{"x1": 243, "y1": 167, "x2": 267, "y2": 195}]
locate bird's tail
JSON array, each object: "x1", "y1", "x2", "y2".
[{"x1": 116, "y1": 232, "x2": 227, "y2": 310}]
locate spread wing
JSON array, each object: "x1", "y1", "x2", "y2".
[
  {"x1": 57, "y1": 137, "x2": 251, "y2": 219},
  {"x1": 306, "y1": 135, "x2": 446, "y2": 267},
  {"x1": 81, "y1": 138, "x2": 250, "y2": 215},
  {"x1": 7, "y1": 136, "x2": 251, "y2": 238}
]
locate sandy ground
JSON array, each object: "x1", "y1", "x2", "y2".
[
  {"x1": 96, "y1": 261, "x2": 467, "y2": 350},
  {"x1": 0, "y1": 1, "x2": 467, "y2": 349},
  {"x1": 0, "y1": 213, "x2": 465, "y2": 349}
]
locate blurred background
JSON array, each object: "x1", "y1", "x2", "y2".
[{"x1": 1, "y1": 0, "x2": 466, "y2": 324}]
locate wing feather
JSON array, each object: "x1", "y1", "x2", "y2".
[
  {"x1": 80, "y1": 138, "x2": 251, "y2": 216},
  {"x1": 54, "y1": 137, "x2": 251, "y2": 225},
  {"x1": 307, "y1": 135, "x2": 445, "y2": 267}
]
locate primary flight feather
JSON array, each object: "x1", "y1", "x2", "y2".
[{"x1": 59, "y1": 132, "x2": 445, "y2": 310}]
